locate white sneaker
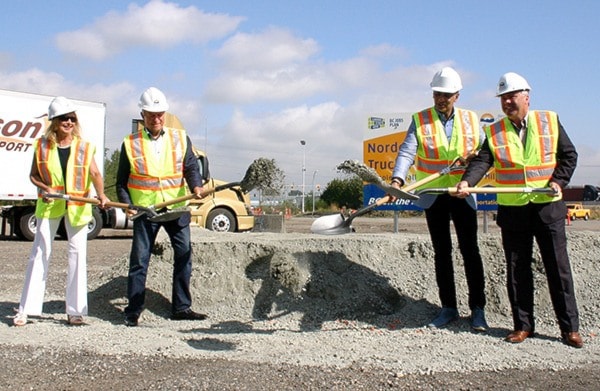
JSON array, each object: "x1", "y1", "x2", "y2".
[{"x1": 13, "y1": 312, "x2": 27, "y2": 327}]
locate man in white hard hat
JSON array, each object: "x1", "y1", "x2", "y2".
[
  {"x1": 455, "y1": 72, "x2": 583, "y2": 348},
  {"x1": 390, "y1": 67, "x2": 489, "y2": 331},
  {"x1": 116, "y1": 87, "x2": 206, "y2": 327}
]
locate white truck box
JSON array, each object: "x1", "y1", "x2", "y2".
[{"x1": 0, "y1": 88, "x2": 109, "y2": 240}]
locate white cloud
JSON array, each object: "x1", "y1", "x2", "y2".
[
  {"x1": 215, "y1": 27, "x2": 319, "y2": 71},
  {"x1": 55, "y1": 0, "x2": 244, "y2": 60}
]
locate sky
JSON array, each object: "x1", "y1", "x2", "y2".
[{"x1": 2, "y1": 0, "x2": 599, "y2": 193}]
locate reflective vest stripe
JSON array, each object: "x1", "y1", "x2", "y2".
[
  {"x1": 170, "y1": 130, "x2": 184, "y2": 173},
  {"x1": 416, "y1": 109, "x2": 439, "y2": 159},
  {"x1": 488, "y1": 120, "x2": 515, "y2": 168},
  {"x1": 127, "y1": 173, "x2": 184, "y2": 190},
  {"x1": 128, "y1": 133, "x2": 149, "y2": 174},
  {"x1": 495, "y1": 165, "x2": 555, "y2": 185},
  {"x1": 457, "y1": 110, "x2": 478, "y2": 153},
  {"x1": 36, "y1": 139, "x2": 53, "y2": 187},
  {"x1": 533, "y1": 110, "x2": 554, "y2": 163}
]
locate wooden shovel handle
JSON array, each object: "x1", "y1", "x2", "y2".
[
  {"x1": 47, "y1": 194, "x2": 136, "y2": 210},
  {"x1": 401, "y1": 151, "x2": 476, "y2": 192}
]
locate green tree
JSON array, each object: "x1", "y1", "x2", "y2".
[
  {"x1": 103, "y1": 148, "x2": 121, "y2": 201},
  {"x1": 320, "y1": 177, "x2": 363, "y2": 209}
]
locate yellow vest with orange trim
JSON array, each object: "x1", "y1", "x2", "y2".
[
  {"x1": 485, "y1": 110, "x2": 560, "y2": 205},
  {"x1": 123, "y1": 127, "x2": 188, "y2": 208},
  {"x1": 413, "y1": 108, "x2": 480, "y2": 189},
  {"x1": 34, "y1": 137, "x2": 95, "y2": 225}
]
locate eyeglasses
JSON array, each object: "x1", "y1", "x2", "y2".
[
  {"x1": 433, "y1": 91, "x2": 457, "y2": 99},
  {"x1": 58, "y1": 115, "x2": 77, "y2": 123}
]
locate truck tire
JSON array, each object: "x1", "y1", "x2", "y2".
[
  {"x1": 57, "y1": 208, "x2": 103, "y2": 240},
  {"x1": 206, "y1": 208, "x2": 237, "y2": 232},
  {"x1": 584, "y1": 214, "x2": 590, "y2": 221},
  {"x1": 86, "y1": 207, "x2": 103, "y2": 240},
  {"x1": 16, "y1": 210, "x2": 37, "y2": 241}
]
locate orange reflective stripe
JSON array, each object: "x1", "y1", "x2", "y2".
[
  {"x1": 71, "y1": 139, "x2": 90, "y2": 192},
  {"x1": 416, "y1": 109, "x2": 440, "y2": 159},
  {"x1": 127, "y1": 173, "x2": 184, "y2": 190},
  {"x1": 415, "y1": 157, "x2": 453, "y2": 174},
  {"x1": 169, "y1": 130, "x2": 185, "y2": 172},
  {"x1": 36, "y1": 139, "x2": 53, "y2": 186},
  {"x1": 456, "y1": 109, "x2": 478, "y2": 153},
  {"x1": 488, "y1": 120, "x2": 516, "y2": 168},
  {"x1": 127, "y1": 133, "x2": 150, "y2": 175},
  {"x1": 532, "y1": 111, "x2": 555, "y2": 163}
]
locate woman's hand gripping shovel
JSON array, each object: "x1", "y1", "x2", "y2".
[
  {"x1": 43, "y1": 193, "x2": 157, "y2": 218},
  {"x1": 310, "y1": 153, "x2": 474, "y2": 235}
]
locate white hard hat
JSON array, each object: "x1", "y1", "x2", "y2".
[
  {"x1": 139, "y1": 87, "x2": 169, "y2": 112},
  {"x1": 48, "y1": 96, "x2": 76, "y2": 119},
  {"x1": 430, "y1": 67, "x2": 463, "y2": 93},
  {"x1": 496, "y1": 72, "x2": 531, "y2": 96}
]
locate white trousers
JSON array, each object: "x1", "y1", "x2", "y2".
[{"x1": 18, "y1": 216, "x2": 88, "y2": 316}]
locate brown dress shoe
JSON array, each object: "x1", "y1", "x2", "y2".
[
  {"x1": 562, "y1": 331, "x2": 583, "y2": 348},
  {"x1": 505, "y1": 330, "x2": 531, "y2": 343}
]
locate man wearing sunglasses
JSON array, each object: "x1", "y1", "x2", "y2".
[{"x1": 390, "y1": 67, "x2": 488, "y2": 331}]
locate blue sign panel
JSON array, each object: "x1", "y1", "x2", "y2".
[{"x1": 363, "y1": 185, "x2": 499, "y2": 211}]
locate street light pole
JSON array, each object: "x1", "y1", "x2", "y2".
[
  {"x1": 312, "y1": 170, "x2": 318, "y2": 215},
  {"x1": 300, "y1": 140, "x2": 306, "y2": 214}
]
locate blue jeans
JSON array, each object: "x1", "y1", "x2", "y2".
[{"x1": 125, "y1": 216, "x2": 193, "y2": 316}]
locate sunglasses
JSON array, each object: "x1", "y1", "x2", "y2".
[{"x1": 58, "y1": 115, "x2": 77, "y2": 123}]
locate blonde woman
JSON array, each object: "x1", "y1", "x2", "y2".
[{"x1": 13, "y1": 96, "x2": 109, "y2": 327}]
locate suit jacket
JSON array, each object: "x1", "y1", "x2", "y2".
[{"x1": 461, "y1": 115, "x2": 577, "y2": 228}]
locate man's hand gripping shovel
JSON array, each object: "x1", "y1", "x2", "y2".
[
  {"x1": 310, "y1": 153, "x2": 474, "y2": 235},
  {"x1": 128, "y1": 182, "x2": 241, "y2": 223}
]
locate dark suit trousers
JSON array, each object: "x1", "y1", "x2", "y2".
[
  {"x1": 499, "y1": 203, "x2": 580, "y2": 333},
  {"x1": 424, "y1": 194, "x2": 486, "y2": 310}
]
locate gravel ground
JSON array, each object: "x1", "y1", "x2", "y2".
[{"x1": 1, "y1": 216, "x2": 599, "y2": 390}]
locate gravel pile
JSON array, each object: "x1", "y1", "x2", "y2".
[{"x1": 1, "y1": 227, "x2": 599, "y2": 389}]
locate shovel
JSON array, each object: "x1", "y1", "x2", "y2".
[
  {"x1": 137, "y1": 156, "x2": 285, "y2": 222},
  {"x1": 43, "y1": 193, "x2": 156, "y2": 219},
  {"x1": 416, "y1": 187, "x2": 559, "y2": 196},
  {"x1": 311, "y1": 152, "x2": 476, "y2": 235},
  {"x1": 130, "y1": 182, "x2": 241, "y2": 222},
  {"x1": 310, "y1": 195, "x2": 392, "y2": 235}
]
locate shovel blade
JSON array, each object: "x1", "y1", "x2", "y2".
[
  {"x1": 310, "y1": 213, "x2": 353, "y2": 235},
  {"x1": 147, "y1": 207, "x2": 191, "y2": 223}
]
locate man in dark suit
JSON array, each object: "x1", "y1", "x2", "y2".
[{"x1": 455, "y1": 72, "x2": 583, "y2": 348}]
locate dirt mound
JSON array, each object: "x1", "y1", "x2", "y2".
[{"x1": 99, "y1": 229, "x2": 600, "y2": 333}]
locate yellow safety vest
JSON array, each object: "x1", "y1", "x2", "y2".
[
  {"x1": 124, "y1": 127, "x2": 188, "y2": 208},
  {"x1": 34, "y1": 137, "x2": 95, "y2": 225},
  {"x1": 485, "y1": 110, "x2": 560, "y2": 205},
  {"x1": 413, "y1": 108, "x2": 480, "y2": 189}
]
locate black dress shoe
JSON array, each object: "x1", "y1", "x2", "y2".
[
  {"x1": 125, "y1": 314, "x2": 139, "y2": 327},
  {"x1": 171, "y1": 309, "x2": 208, "y2": 321}
]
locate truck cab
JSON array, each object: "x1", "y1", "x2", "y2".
[{"x1": 188, "y1": 148, "x2": 254, "y2": 232}]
